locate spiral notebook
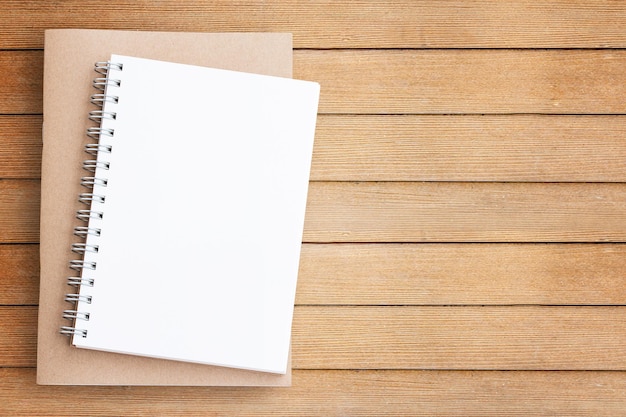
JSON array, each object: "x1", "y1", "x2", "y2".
[
  {"x1": 39, "y1": 29, "x2": 312, "y2": 385},
  {"x1": 60, "y1": 54, "x2": 319, "y2": 374}
]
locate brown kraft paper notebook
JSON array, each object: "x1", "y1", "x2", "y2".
[{"x1": 38, "y1": 29, "x2": 293, "y2": 385}]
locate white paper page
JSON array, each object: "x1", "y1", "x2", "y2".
[{"x1": 73, "y1": 54, "x2": 319, "y2": 374}]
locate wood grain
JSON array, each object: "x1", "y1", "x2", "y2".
[
  {"x1": 1, "y1": 368, "x2": 626, "y2": 416},
  {"x1": 5, "y1": 180, "x2": 626, "y2": 244},
  {"x1": 294, "y1": 50, "x2": 626, "y2": 114},
  {"x1": 3, "y1": 1, "x2": 626, "y2": 413},
  {"x1": 0, "y1": 116, "x2": 42, "y2": 179},
  {"x1": 4, "y1": 243, "x2": 626, "y2": 306},
  {"x1": 5, "y1": 306, "x2": 626, "y2": 370},
  {"x1": 297, "y1": 243, "x2": 626, "y2": 305},
  {"x1": 313, "y1": 115, "x2": 626, "y2": 182},
  {"x1": 0, "y1": 52, "x2": 42, "y2": 114},
  {"x1": 4, "y1": 50, "x2": 626, "y2": 114},
  {"x1": 3, "y1": 1, "x2": 626, "y2": 49},
  {"x1": 304, "y1": 182, "x2": 626, "y2": 243},
  {"x1": 0, "y1": 307, "x2": 37, "y2": 367},
  {"x1": 4, "y1": 115, "x2": 626, "y2": 182},
  {"x1": 0, "y1": 180, "x2": 39, "y2": 243},
  {"x1": 292, "y1": 306, "x2": 626, "y2": 370},
  {"x1": 0, "y1": 245, "x2": 39, "y2": 305}
]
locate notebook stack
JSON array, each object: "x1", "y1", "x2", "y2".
[{"x1": 38, "y1": 29, "x2": 319, "y2": 386}]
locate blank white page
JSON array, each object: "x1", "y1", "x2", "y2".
[{"x1": 73, "y1": 54, "x2": 319, "y2": 374}]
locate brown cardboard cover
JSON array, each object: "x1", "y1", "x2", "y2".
[{"x1": 38, "y1": 29, "x2": 292, "y2": 385}]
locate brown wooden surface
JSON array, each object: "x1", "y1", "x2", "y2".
[
  {"x1": 5, "y1": 50, "x2": 626, "y2": 114},
  {"x1": 3, "y1": 369, "x2": 626, "y2": 417},
  {"x1": 6, "y1": 243, "x2": 626, "y2": 306},
  {"x1": 5, "y1": 305, "x2": 626, "y2": 370},
  {"x1": 3, "y1": 1, "x2": 626, "y2": 49},
  {"x1": 2, "y1": 1, "x2": 626, "y2": 415},
  {"x1": 6, "y1": 114, "x2": 626, "y2": 182}
]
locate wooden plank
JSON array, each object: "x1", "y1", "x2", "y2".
[
  {"x1": 5, "y1": 180, "x2": 626, "y2": 244},
  {"x1": 5, "y1": 50, "x2": 626, "y2": 115},
  {"x1": 2, "y1": 368, "x2": 626, "y2": 416},
  {"x1": 0, "y1": 180, "x2": 39, "y2": 244},
  {"x1": 3, "y1": 1, "x2": 626, "y2": 49},
  {"x1": 304, "y1": 182, "x2": 626, "y2": 243},
  {"x1": 0, "y1": 245, "x2": 39, "y2": 305},
  {"x1": 7, "y1": 306, "x2": 626, "y2": 370},
  {"x1": 294, "y1": 49, "x2": 626, "y2": 114},
  {"x1": 297, "y1": 243, "x2": 626, "y2": 305},
  {"x1": 0, "y1": 116, "x2": 42, "y2": 179},
  {"x1": 312, "y1": 115, "x2": 626, "y2": 182},
  {"x1": 0, "y1": 52, "x2": 42, "y2": 115},
  {"x1": 292, "y1": 306, "x2": 626, "y2": 370},
  {"x1": 4, "y1": 243, "x2": 626, "y2": 306},
  {"x1": 0, "y1": 307, "x2": 37, "y2": 367},
  {"x1": 4, "y1": 114, "x2": 626, "y2": 182}
]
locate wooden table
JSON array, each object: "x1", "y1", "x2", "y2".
[{"x1": 2, "y1": 1, "x2": 626, "y2": 415}]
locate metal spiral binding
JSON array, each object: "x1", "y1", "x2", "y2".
[
  {"x1": 73, "y1": 226, "x2": 102, "y2": 238},
  {"x1": 94, "y1": 61, "x2": 123, "y2": 74},
  {"x1": 88, "y1": 110, "x2": 117, "y2": 122},
  {"x1": 65, "y1": 294, "x2": 93, "y2": 304},
  {"x1": 71, "y1": 243, "x2": 99, "y2": 254},
  {"x1": 78, "y1": 193, "x2": 106, "y2": 204},
  {"x1": 80, "y1": 176, "x2": 108, "y2": 188},
  {"x1": 90, "y1": 93, "x2": 119, "y2": 107},
  {"x1": 84, "y1": 144, "x2": 112, "y2": 155},
  {"x1": 93, "y1": 77, "x2": 121, "y2": 90},
  {"x1": 60, "y1": 327, "x2": 88, "y2": 338},
  {"x1": 67, "y1": 277, "x2": 95, "y2": 287},
  {"x1": 63, "y1": 310, "x2": 90, "y2": 321},
  {"x1": 82, "y1": 160, "x2": 110, "y2": 172},
  {"x1": 69, "y1": 260, "x2": 97, "y2": 271},
  {"x1": 86, "y1": 127, "x2": 115, "y2": 139},
  {"x1": 76, "y1": 209, "x2": 103, "y2": 222},
  {"x1": 62, "y1": 60, "x2": 122, "y2": 339}
]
